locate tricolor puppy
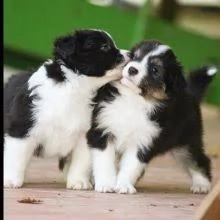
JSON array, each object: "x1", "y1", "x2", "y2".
[
  {"x1": 4, "y1": 29, "x2": 129, "y2": 189},
  {"x1": 87, "y1": 40, "x2": 216, "y2": 194}
]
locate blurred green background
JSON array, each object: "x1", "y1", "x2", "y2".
[{"x1": 4, "y1": 0, "x2": 220, "y2": 105}]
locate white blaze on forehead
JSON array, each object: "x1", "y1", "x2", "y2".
[{"x1": 142, "y1": 44, "x2": 170, "y2": 66}]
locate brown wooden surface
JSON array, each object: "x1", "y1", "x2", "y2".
[
  {"x1": 3, "y1": 69, "x2": 220, "y2": 220},
  {"x1": 195, "y1": 181, "x2": 220, "y2": 220},
  {"x1": 4, "y1": 153, "x2": 220, "y2": 220}
]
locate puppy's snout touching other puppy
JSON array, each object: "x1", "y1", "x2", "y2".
[
  {"x1": 116, "y1": 54, "x2": 124, "y2": 64},
  {"x1": 128, "y1": 66, "x2": 138, "y2": 76}
]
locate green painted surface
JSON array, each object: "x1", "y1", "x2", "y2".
[
  {"x1": 4, "y1": 0, "x2": 139, "y2": 57},
  {"x1": 4, "y1": 0, "x2": 220, "y2": 105}
]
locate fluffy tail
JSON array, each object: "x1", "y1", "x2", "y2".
[{"x1": 187, "y1": 66, "x2": 218, "y2": 102}]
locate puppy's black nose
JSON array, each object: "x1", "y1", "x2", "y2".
[
  {"x1": 128, "y1": 66, "x2": 138, "y2": 76},
  {"x1": 116, "y1": 54, "x2": 124, "y2": 64}
]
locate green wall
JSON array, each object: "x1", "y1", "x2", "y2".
[{"x1": 4, "y1": 0, "x2": 220, "y2": 105}]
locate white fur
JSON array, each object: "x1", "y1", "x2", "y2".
[
  {"x1": 207, "y1": 66, "x2": 217, "y2": 76},
  {"x1": 115, "y1": 146, "x2": 145, "y2": 194},
  {"x1": 93, "y1": 82, "x2": 160, "y2": 193},
  {"x1": 93, "y1": 143, "x2": 117, "y2": 193},
  {"x1": 122, "y1": 45, "x2": 169, "y2": 85},
  {"x1": 120, "y1": 49, "x2": 130, "y2": 63},
  {"x1": 120, "y1": 78, "x2": 141, "y2": 94},
  {"x1": 97, "y1": 82, "x2": 160, "y2": 150},
  {"x1": 4, "y1": 136, "x2": 36, "y2": 188},
  {"x1": 66, "y1": 134, "x2": 92, "y2": 190},
  {"x1": 4, "y1": 60, "x2": 125, "y2": 188},
  {"x1": 190, "y1": 169, "x2": 211, "y2": 194}
]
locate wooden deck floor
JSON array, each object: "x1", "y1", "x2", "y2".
[
  {"x1": 4, "y1": 155, "x2": 220, "y2": 220},
  {"x1": 3, "y1": 69, "x2": 220, "y2": 219}
]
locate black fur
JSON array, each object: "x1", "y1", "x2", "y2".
[
  {"x1": 4, "y1": 72, "x2": 38, "y2": 138},
  {"x1": 34, "y1": 144, "x2": 44, "y2": 157},
  {"x1": 54, "y1": 30, "x2": 124, "y2": 77},
  {"x1": 137, "y1": 93, "x2": 211, "y2": 179},
  {"x1": 58, "y1": 154, "x2": 71, "y2": 171},
  {"x1": 187, "y1": 66, "x2": 217, "y2": 102},
  {"x1": 45, "y1": 61, "x2": 66, "y2": 82}
]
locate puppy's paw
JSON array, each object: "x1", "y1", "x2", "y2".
[
  {"x1": 94, "y1": 178, "x2": 116, "y2": 193},
  {"x1": 67, "y1": 179, "x2": 93, "y2": 190},
  {"x1": 190, "y1": 183, "x2": 211, "y2": 194},
  {"x1": 191, "y1": 174, "x2": 211, "y2": 194},
  {"x1": 95, "y1": 185, "x2": 115, "y2": 193},
  {"x1": 115, "y1": 182, "x2": 136, "y2": 194},
  {"x1": 4, "y1": 176, "x2": 24, "y2": 188}
]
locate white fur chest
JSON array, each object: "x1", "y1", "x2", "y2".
[
  {"x1": 27, "y1": 64, "x2": 94, "y2": 157},
  {"x1": 97, "y1": 82, "x2": 161, "y2": 152}
]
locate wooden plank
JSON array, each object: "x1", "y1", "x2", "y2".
[{"x1": 195, "y1": 181, "x2": 220, "y2": 220}]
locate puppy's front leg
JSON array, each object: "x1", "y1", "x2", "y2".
[
  {"x1": 66, "y1": 134, "x2": 92, "y2": 190},
  {"x1": 91, "y1": 70, "x2": 122, "y2": 89},
  {"x1": 93, "y1": 142, "x2": 117, "y2": 193},
  {"x1": 4, "y1": 136, "x2": 36, "y2": 188},
  {"x1": 115, "y1": 147, "x2": 145, "y2": 194}
]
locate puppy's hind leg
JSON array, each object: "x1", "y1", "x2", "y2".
[
  {"x1": 66, "y1": 134, "x2": 93, "y2": 190},
  {"x1": 4, "y1": 135, "x2": 36, "y2": 188},
  {"x1": 171, "y1": 144, "x2": 211, "y2": 194}
]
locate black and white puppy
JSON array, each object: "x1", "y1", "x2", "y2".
[
  {"x1": 87, "y1": 40, "x2": 216, "y2": 194},
  {"x1": 4, "y1": 29, "x2": 129, "y2": 189}
]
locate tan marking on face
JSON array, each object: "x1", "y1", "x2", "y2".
[
  {"x1": 142, "y1": 86, "x2": 168, "y2": 101},
  {"x1": 150, "y1": 89, "x2": 168, "y2": 100}
]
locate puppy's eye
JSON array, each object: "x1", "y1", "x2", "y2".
[
  {"x1": 151, "y1": 66, "x2": 159, "y2": 75},
  {"x1": 101, "y1": 44, "x2": 110, "y2": 52},
  {"x1": 153, "y1": 67, "x2": 158, "y2": 73}
]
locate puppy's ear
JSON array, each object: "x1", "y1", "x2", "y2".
[
  {"x1": 164, "y1": 61, "x2": 187, "y2": 94},
  {"x1": 163, "y1": 51, "x2": 187, "y2": 94},
  {"x1": 53, "y1": 35, "x2": 76, "y2": 60}
]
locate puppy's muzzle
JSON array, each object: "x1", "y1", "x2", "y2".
[{"x1": 116, "y1": 54, "x2": 124, "y2": 64}]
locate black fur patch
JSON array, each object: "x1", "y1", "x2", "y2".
[
  {"x1": 34, "y1": 144, "x2": 44, "y2": 157},
  {"x1": 4, "y1": 72, "x2": 39, "y2": 138},
  {"x1": 92, "y1": 83, "x2": 120, "y2": 105},
  {"x1": 53, "y1": 30, "x2": 124, "y2": 77},
  {"x1": 137, "y1": 91, "x2": 211, "y2": 181},
  {"x1": 45, "y1": 61, "x2": 66, "y2": 82},
  {"x1": 187, "y1": 65, "x2": 217, "y2": 102},
  {"x1": 58, "y1": 154, "x2": 71, "y2": 171}
]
